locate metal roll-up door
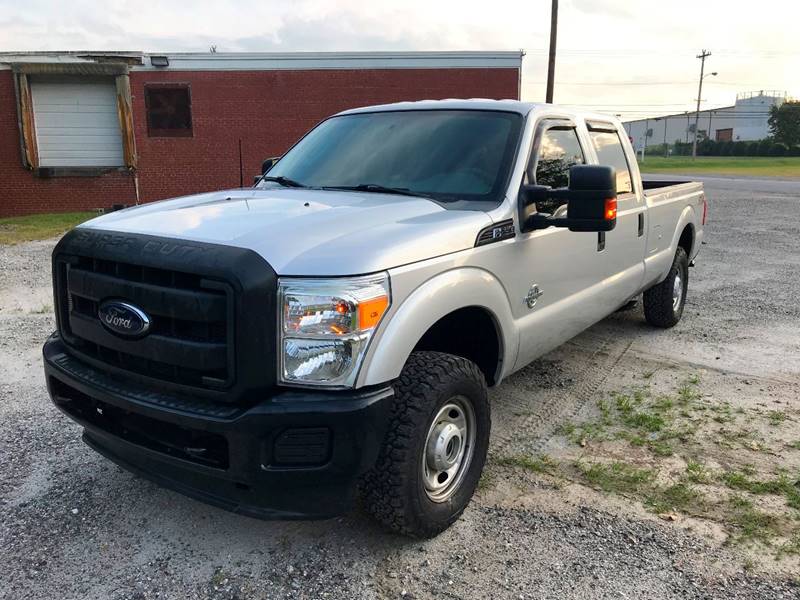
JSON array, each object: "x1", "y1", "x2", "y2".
[{"x1": 30, "y1": 76, "x2": 124, "y2": 167}]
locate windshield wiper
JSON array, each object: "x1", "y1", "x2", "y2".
[
  {"x1": 322, "y1": 183, "x2": 433, "y2": 199},
  {"x1": 261, "y1": 175, "x2": 307, "y2": 188}
]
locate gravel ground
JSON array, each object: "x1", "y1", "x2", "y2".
[{"x1": 1, "y1": 175, "x2": 799, "y2": 599}]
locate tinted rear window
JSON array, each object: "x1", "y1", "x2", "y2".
[{"x1": 588, "y1": 130, "x2": 634, "y2": 194}]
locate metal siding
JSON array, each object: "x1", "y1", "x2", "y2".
[{"x1": 30, "y1": 77, "x2": 124, "y2": 167}]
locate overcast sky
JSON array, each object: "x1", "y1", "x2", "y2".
[{"x1": 1, "y1": 0, "x2": 796, "y2": 120}]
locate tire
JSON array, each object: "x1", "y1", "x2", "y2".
[
  {"x1": 361, "y1": 351, "x2": 490, "y2": 537},
  {"x1": 643, "y1": 247, "x2": 689, "y2": 328}
]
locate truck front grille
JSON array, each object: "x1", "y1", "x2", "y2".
[{"x1": 55, "y1": 255, "x2": 235, "y2": 391}]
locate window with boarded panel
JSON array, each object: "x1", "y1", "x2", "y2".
[{"x1": 145, "y1": 85, "x2": 192, "y2": 137}]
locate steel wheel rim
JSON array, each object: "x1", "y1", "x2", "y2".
[
  {"x1": 672, "y1": 271, "x2": 684, "y2": 311},
  {"x1": 422, "y1": 396, "x2": 476, "y2": 503}
]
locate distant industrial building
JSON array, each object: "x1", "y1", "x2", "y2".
[{"x1": 623, "y1": 91, "x2": 788, "y2": 153}]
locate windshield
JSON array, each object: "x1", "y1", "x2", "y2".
[{"x1": 260, "y1": 110, "x2": 523, "y2": 207}]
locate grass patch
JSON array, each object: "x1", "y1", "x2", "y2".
[
  {"x1": 477, "y1": 470, "x2": 495, "y2": 492},
  {"x1": 726, "y1": 495, "x2": 781, "y2": 545},
  {"x1": 562, "y1": 381, "x2": 705, "y2": 457},
  {"x1": 545, "y1": 376, "x2": 800, "y2": 553},
  {"x1": 777, "y1": 534, "x2": 800, "y2": 558},
  {"x1": 497, "y1": 454, "x2": 558, "y2": 475},
  {"x1": 720, "y1": 470, "x2": 800, "y2": 510},
  {"x1": 767, "y1": 410, "x2": 788, "y2": 426},
  {"x1": 686, "y1": 460, "x2": 713, "y2": 484},
  {"x1": 210, "y1": 568, "x2": 228, "y2": 587},
  {"x1": 646, "y1": 483, "x2": 703, "y2": 514},
  {"x1": 572, "y1": 460, "x2": 706, "y2": 516},
  {"x1": 677, "y1": 382, "x2": 702, "y2": 404},
  {"x1": 638, "y1": 156, "x2": 800, "y2": 178},
  {"x1": 575, "y1": 460, "x2": 655, "y2": 493},
  {"x1": 0, "y1": 211, "x2": 97, "y2": 245}
]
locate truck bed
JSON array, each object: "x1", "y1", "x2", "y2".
[{"x1": 641, "y1": 179, "x2": 693, "y2": 192}]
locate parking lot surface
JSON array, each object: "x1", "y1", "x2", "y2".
[{"x1": 2, "y1": 175, "x2": 799, "y2": 599}]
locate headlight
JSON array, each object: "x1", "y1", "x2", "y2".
[{"x1": 278, "y1": 273, "x2": 390, "y2": 387}]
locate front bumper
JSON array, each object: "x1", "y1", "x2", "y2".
[{"x1": 44, "y1": 334, "x2": 393, "y2": 519}]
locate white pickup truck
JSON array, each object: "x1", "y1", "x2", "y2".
[{"x1": 44, "y1": 100, "x2": 705, "y2": 537}]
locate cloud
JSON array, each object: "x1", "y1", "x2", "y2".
[{"x1": 0, "y1": 0, "x2": 796, "y2": 116}]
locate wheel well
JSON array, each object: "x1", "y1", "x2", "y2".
[
  {"x1": 678, "y1": 224, "x2": 694, "y2": 257},
  {"x1": 413, "y1": 307, "x2": 501, "y2": 386}
]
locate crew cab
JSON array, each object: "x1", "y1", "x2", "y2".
[{"x1": 44, "y1": 100, "x2": 705, "y2": 537}]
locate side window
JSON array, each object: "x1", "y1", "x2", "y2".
[
  {"x1": 530, "y1": 127, "x2": 585, "y2": 214},
  {"x1": 535, "y1": 128, "x2": 585, "y2": 188},
  {"x1": 588, "y1": 129, "x2": 634, "y2": 194}
]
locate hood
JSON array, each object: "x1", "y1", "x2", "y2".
[{"x1": 79, "y1": 188, "x2": 492, "y2": 275}]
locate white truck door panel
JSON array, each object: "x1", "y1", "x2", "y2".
[
  {"x1": 585, "y1": 123, "x2": 647, "y2": 302},
  {"x1": 510, "y1": 228, "x2": 613, "y2": 370},
  {"x1": 510, "y1": 121, "x2": 610, "y2": 370}
]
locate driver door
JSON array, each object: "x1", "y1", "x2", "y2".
[{"x1": 509, "y1": 119, "x2": 609, "y2": 370}]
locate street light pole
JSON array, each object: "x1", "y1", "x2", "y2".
[
  {"x1": 692, "y1": 50, "x2": 711, "y2": 158},
  {"x1": 545, "y1": 0, "x2": 558, "y2": 103}
]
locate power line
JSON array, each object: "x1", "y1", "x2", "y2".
[
  {"x1": 523, "y1": 80, "x2": 788, "y2": 87},
  {"x1": 523, "y1": 48, "x2": 800, "y2": 56}
]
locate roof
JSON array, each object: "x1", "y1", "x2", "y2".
[
  {"x1": 623, "y1": 105, "x2": 736, "y2": 124},
  {"x1": 339, "y1": 99, "x2": 540, "y2": 115},
  {"x1": 338, "y1": 99, "x2": 627, "y2": 129},
  {"x1": 0, "y1": 50, "x2": 523, "y2": 72}
]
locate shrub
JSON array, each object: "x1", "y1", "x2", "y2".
[
  {"x1": 769, "y1": 142, "x2": 788, "y2": 156},
  {"x1": 698, "y1": 139, "x2": 716, "y2": 156},
  {"x1": 731, "y1": 141, "x2": 747, "y2": 156},
  {"x1": 757, "y1": 139, "x2": 773, "y2": 156},
  {"x1": 645, "y1": 143, "x2": 667, "y2": 156}
]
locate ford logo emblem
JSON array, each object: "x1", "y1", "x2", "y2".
[{"x1": 98, "y1": 300, "x2": 151, "y2": 338}]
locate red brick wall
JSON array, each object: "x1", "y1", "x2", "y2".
[
  {"x1": 0, "y1": 70, "x2": 138, "y2": 216},
  {"x1": 1, "y1": 67, "x2": 519, "y2": 217}
]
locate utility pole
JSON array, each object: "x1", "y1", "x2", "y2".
[
  {"x1": 663, "y1": 117, "x2": 668, "y2": 157},
  {"x1": 685, "y1": 112, "x2": 689, "y2": 143},
  {"x1": 545, "y1": 0, "x2": 558, "y2": 103},
  {"x1": 708, "y1": 110, "x2": 713, "y2": 141},
  {"x1": 642, "y1": 118, "x2": 649, "y2": 162},
  {"x1": 692, "y1": 49, "x2": 711, "y2": 158}
]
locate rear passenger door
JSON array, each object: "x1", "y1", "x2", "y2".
[{"x1": 586, "y1": 121, "x2": 647, "y2": 300}]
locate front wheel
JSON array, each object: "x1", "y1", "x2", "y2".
[
  {"x1": 643, "y1": 247, "x2": 689, "y2": 328},
  {"x1": 361, "y1": 351, "x2": 490, "y2": 537}
]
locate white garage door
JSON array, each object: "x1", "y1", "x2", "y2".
[{"x1": 31, "y1": 77, "x2": 124, "y2": 167}]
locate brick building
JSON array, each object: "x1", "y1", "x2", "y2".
[{"x1": 0, "y1": 51, "x2": 522, "y2": 217}]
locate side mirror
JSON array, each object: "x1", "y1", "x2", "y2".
[
  {"x1": 261, "y1": 156, "x2": 280, "y2": 175},
  {"x1": 520, "y1": 165, "x2": 617, "y2": 233}
]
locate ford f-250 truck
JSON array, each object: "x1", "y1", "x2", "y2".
[{"x1": 44, "y1": 100, "x2": 705, "y2": 537}]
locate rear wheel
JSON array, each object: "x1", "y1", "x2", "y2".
[
  {"x1": 643, "y1": 247, "x2": 689, "y2": 328},
  {"x1": 361, "y1": 351, "x2": 490, "y2": 537}
]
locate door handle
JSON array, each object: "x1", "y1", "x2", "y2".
[{"x1": 638, "y1": 213, "x2": 644, "y2": 237}]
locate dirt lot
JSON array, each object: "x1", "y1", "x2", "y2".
[{"x1": 2, "y1": 175, "x2": 799, "y2": 599}]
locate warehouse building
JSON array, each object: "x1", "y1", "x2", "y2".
[
  {"x1": 0, "y1": 51, "x2": 522, "y2": 216},
  {"x1": 623, "y1": 90, "x2": 787, "y2": 153}
]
